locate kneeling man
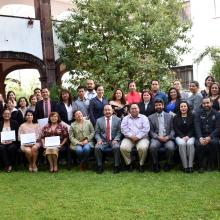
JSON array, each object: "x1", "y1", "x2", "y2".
[{"x1": 120, "y1": 103, "x2": 150, "y2": 172}]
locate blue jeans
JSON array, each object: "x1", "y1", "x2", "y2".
[{"x1": 75, "y1": 143, "x2": 91, "y2": 163}]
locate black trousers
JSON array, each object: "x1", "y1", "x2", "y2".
[
  {"x1": 0, "y1": 143, "x2": 18, "y2": 167},
  {"x1": 195, "y1": 139, "x2": 219, "y2": 168}
]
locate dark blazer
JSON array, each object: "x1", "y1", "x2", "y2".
[
  {"x1": 148, "y1": 111, "x2": 175, "y2": 140},
  {"x1": 173, "y1": 113, "x2": 194, "y2": 138},
  {"x1": 0, "y1": 120, "x2": 19, "y2": 143},
  {"x1": 11, "y1": 110, "x2": 23, "y2": 126},
  {"x1": 35, "y1": 100, "x2": 57, "y2": 120},
  {"x1": 194, "y1": 108, "x2": 220, "y2": 139},
  {"x1": 95, "y1": 115, "x2": 121, "y2": 142},
  {"x1": 138, "y1": 101, "x2": 155, "y2": 117},
  {"x1": 89, "y1": 97, "x2": 108, "y2": 126},
  {"x1": 56, "y1": 102, "x2": 75, "y2": 125}
]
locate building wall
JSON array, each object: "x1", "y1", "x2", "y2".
[
  {"x1": 180, "y1": 0, "x2": 220, "y2": 87},
  {"x1": 0, "y1": 16, "x2": 43, "y2": 60}
]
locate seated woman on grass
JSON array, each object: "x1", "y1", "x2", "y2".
[
  {"x1": 18, "y1": 110, "x2": 42, "y2": 172},
  {"x1": 41, "y1": 112, "x2": 68, "y2": 173}
]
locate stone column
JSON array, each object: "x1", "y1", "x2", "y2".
[
  {"x1": 0, "y1": 64, "x2": 6, "y2": 97},
  {"x1": 35, "y1": 0, "x2": 56, "y2": 89}
]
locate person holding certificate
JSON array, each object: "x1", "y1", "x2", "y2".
[
  {"x1": 41, "y1": 112, "x2": 68, "y2": 172},
  {"x1": 0, "y1": 109, "x2": 19, "y2": 172},
  {"x1": 18, "y1": 110, "x2": 42, "y2": 172}
]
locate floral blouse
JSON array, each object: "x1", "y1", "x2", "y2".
[{"x1": 41, "y1": 123, "x2": 68, "y2": 142}]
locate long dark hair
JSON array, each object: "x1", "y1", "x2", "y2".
[
  {"x1": 17, "y1": 97, "x2": 29, "y2": 108},
  {"x1": 59, "y1": 89, "x2": 73, "y2": 106},
  {"x1": 111, "y1": 88, "x2": 126, "y2": 105},
  {"x1": 167, "y1": 87, "x2": 181, "y2": 102},
  {"x1": 177, "y1": 100, "x2": 191, "y2": 116},
  {"x1": 209, "y1": 82, "x2": 220, "y2": 97}
]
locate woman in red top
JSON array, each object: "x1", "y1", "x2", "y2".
[{"x1": 126, "y1": 81, "x2": 141, "y2": 104}]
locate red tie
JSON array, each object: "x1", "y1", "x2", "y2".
[{"x1": 106, "y1": 118, "x2": 110, "y2": 142}]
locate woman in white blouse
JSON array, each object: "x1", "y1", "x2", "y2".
[{"x1": 56, "y1": 89, "x2": 77, "y2": 125}]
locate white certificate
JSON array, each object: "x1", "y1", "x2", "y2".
[
  {"x1": 45, "y1": 136, "x2": 60, "y2": 147},
  {"x1": 1, "y1": 130, "x2": 16, "y2": 141},
  {"x1": 20, "y1": 133, "x2": 36, "y2": 145},
  {"x1": 37, "y1": 118, "x2": 48, "y2": 128}
]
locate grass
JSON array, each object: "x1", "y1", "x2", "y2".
[{"x1": 0, "y1": 168, "x2": 220, "y2": 220}]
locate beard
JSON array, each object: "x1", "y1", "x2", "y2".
[{"x1": 155, "y1": 109, "x2": 163, "y2": 114}]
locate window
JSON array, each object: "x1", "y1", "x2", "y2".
[
  {"x1": 214, "y1": 0, "x2": 220, "y2": 18},
  {"x1": 180, "y1": 0, "x2": 191, "y2": 22},
  {"x1": 171, "y1": 65, "x2": 193, "y2": 90}
]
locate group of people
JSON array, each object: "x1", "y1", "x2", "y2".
[{"x1": 0, "y1": 75, "x2": 220, "y2": 174}]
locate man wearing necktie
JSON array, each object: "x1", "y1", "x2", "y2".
[
  {"x1": 148, "y1": 99, "x2": 175, "y2": 172},
  {"x1": 35, "y1": 88, "x2": 57, "y2": 120},
  {"x1": 95, "y1": 105, "x2": 122, "y2": 174}
]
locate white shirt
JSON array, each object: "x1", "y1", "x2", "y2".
[
  {"x1": 85, "y1": 90, "x2": 97, "y2": 101},
  {"x1": 64, "y1": 104, "x2": 73, "y2": 121}
]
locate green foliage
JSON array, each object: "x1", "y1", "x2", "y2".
[
  {"x1": 195, "y1": 46, "x2": 220, "y2": 83},
  {"x1": 49, "y1": 83, "x2": 60, "y2": 102},
  {"x1": 55, "y1": 0, "x2": 191, "y2": 92},
  {"x1": 211, "y1": 60, "x2": 220, "y2": 83}
]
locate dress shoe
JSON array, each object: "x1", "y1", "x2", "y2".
[
  {"x1": 183, "y1": 168, "x2": 188, "y2": 173},
  {"x1": 152, "y1": 164, "x2": 160, "y2": 173},
  {"x1": 80, "y1": 162, "x2": 85, "y2": 171},
  {"x1": 198, "y1": 168, "x2": 204, "y2": 173},
  {"x1": 188, "y1": 167, "x2": 193, "y2": 173},
  {"x1": 113, "y1": 166, "x2": 120, "y2": 174},
  {"x1": 163, "y1": 163, "x2": 171, "y2": 172},
  {"x1": 126, "y1": 164, "x2": 133, "y2": 172},
  {"x1": 139, "y1": 165, "x2": 144, "y2": 173},
  {"x1": 96, "y1": 166, "x2": 103, "y2": 174}
]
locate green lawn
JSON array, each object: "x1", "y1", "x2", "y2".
[{"x1": 0, "y1": 168, "x2": 220, "y2": 220}]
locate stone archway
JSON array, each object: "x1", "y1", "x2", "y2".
[{"x1": 0, "y1": 51, "x2": 46, "y2": 96}]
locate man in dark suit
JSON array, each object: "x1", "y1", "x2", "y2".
[
  {"x1": 148, "y1": 99, "x2": 175, "y2": 172},
  {"x1": 95, "y1": 105, "x2": 121, "y2": 174},
  {"x1": 35, "y1": 88, "x2": 57, "y2": 120},
  {"x1": 194, "y1": 97, "x2": 220, "y2": 173}
]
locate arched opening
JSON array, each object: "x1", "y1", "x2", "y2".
[
  {"x1": 0, "y1": 51, "x2": 46, "y2": 97},
  {"x1": 5, "y1": 69, "x2": 41, "y2": 98},
  {"x1": 0, "y1": 3, "x2": 35, "y2": 18}
]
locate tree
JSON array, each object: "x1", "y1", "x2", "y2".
[
  {"x1": 55, "y1": 0, "x2": 191, "y2": 92},
  {"x1": 195, "y1": 46, "x2": 220, "y2": 83}
]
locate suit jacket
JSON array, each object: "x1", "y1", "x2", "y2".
[
  {"x1": 148, "y1": 111, "x2": 175, "y2": 140},
  {"x1": 173, "y1": 113, "x2": 194, "y2": 138},
  {"x1": 56, "y1": 102, "x2": 77, "y2": 125},
  {"x1": 0, "y1": 120, "x2": 19, "y2": 143},
  {"x1": 194, "y1": 108, "x2": 220, "y2": 139},
  {"x1": 95, "y1": 115, "x2": 121, "y2": 142},
  {"x1": 89, "y1": 97, "x2": 108, "y2": 126},
  {"x1": 138, "y1": 101, "x2": 155, "y2": 117},
  {"x1": 35, "y1": 100, "x2": 57, "y2": 120},
  {"x1": 11, "y1": 110, "x2": 23, "y2": 126}
]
